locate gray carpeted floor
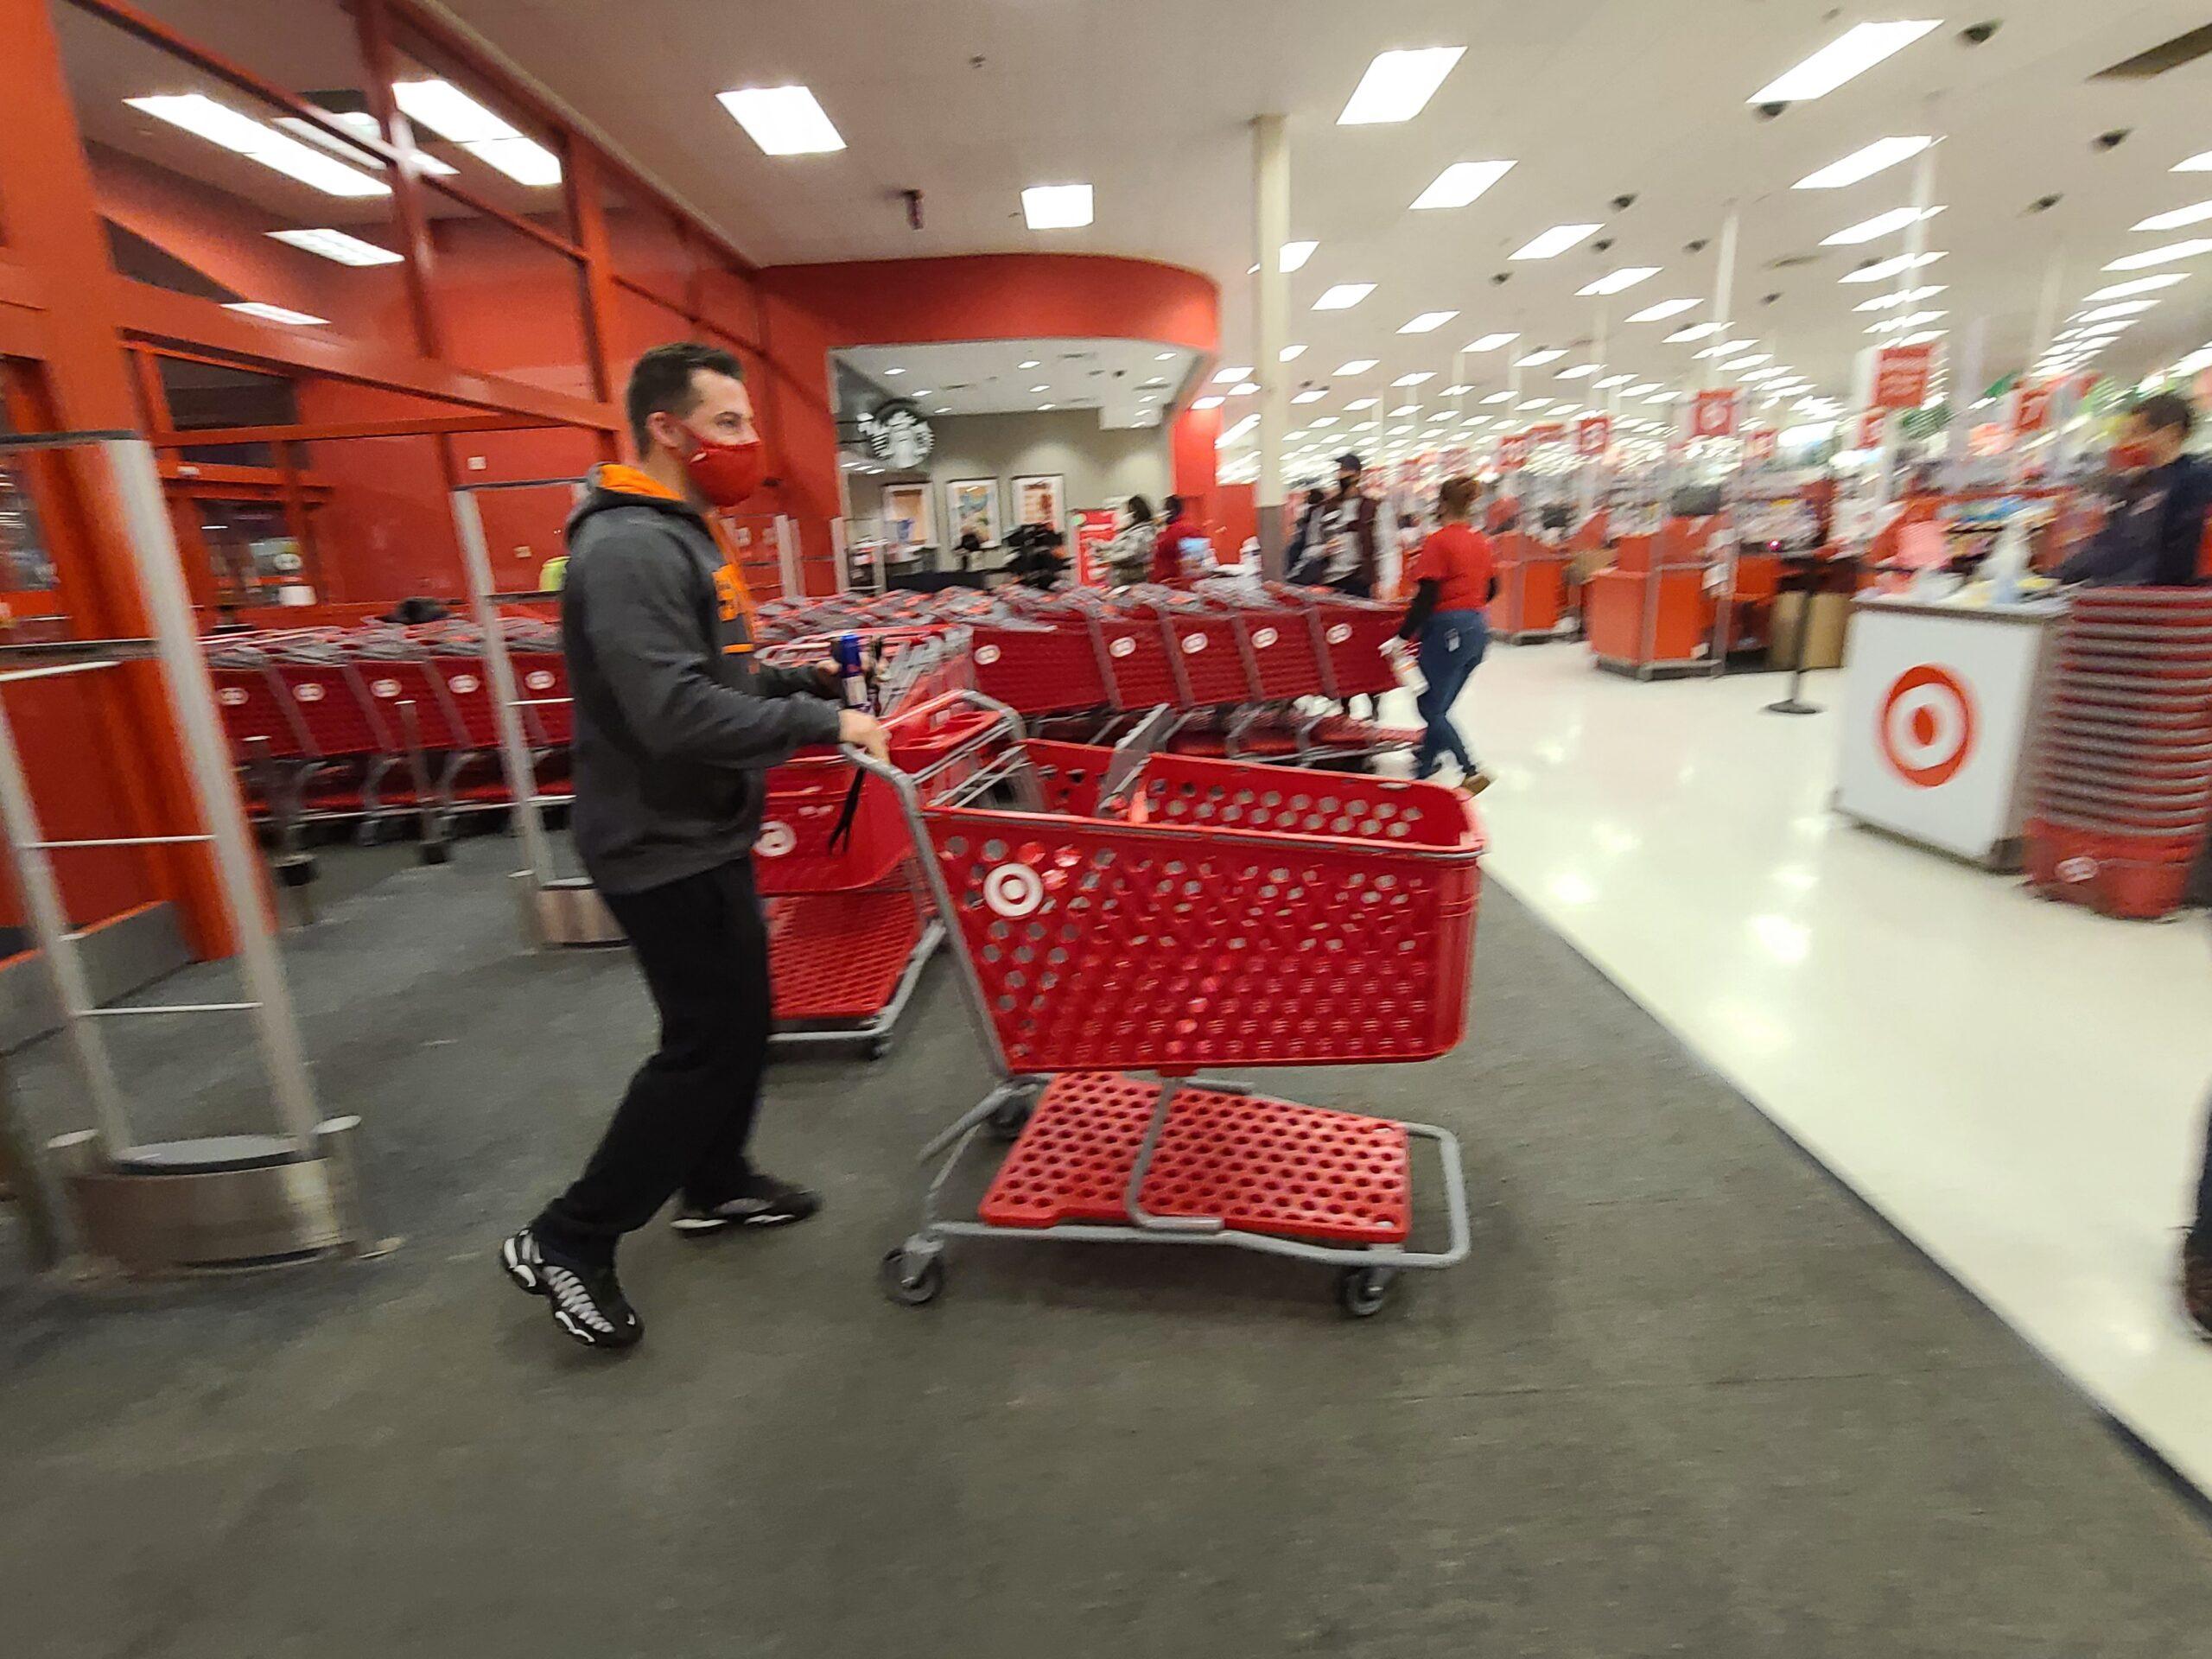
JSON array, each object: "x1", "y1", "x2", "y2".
[{"x1": 3, "y1": 835, "x2": 2209, "y2": 1658}]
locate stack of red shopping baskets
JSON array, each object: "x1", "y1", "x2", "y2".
[{"x1": 2026, "y1": 588, "x2": 2212, "y2": 919}]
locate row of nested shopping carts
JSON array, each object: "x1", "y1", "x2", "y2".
[{"x1": 2026, "y1": 587, "x2": 2212, "y2": 920}]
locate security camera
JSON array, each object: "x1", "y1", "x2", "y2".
[
  {"x1": 1611, "y1": 193, "x2": 1637, "y2": 212},
  {"x1": 1762, "y1": 291, "x2": 1782, "y2": 306},
  {"x1": 1755, "y1": 101, "x2": 1788, "y2": 120},
  {"x1": 1111, "y1": 368, "x2": 1126, "y2": 378},
  {"x1": 1684, "y1": 238, "x2": 1710, "y2": 255},
  {"x1": 1959, "y1": 21, "x2": 2000, "y2": 45},
  {"x1": 1491, "y1": 271, "x2": 1511, "y2": 285},
  {"x1": 2094, "y1": 129, "x2": 2132, "y2": 151},
  {"x1": 1592, "y1": 237, "x2": 1615, "y2": 253},
  {"x1": 2026, "y1": 193, "x2": 2063, "y2": 214}
]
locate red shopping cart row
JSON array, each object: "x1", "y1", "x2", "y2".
[{"x1": 2028, "y1": 588, "x2": 2212, "y2": 919}]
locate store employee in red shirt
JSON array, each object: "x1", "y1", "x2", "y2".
[{"x1": 1398, "y1": 474, "x2": 1495, "y2": 795}]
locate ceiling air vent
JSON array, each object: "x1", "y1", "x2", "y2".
[{"x1": 2094, "y1": 23, "x2": 2212, "y2": 79}]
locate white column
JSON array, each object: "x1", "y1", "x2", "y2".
[{"x1": 1253, "y1": 114, "x2": 1291, "y2": 575}]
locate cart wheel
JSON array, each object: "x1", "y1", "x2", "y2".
[
  {"x1": 880, "y1": 1248, "x2": 944, "y2": 1307},
  {"x1": 867, "y1": 1034, "x2": 894, "y2": 1060},
  {"x1": 985, "y1": 1096, "x2": 1033, "y2": 1141},
  {"x1": 1337, "y1": 1266, "x2": 1395, "y2": 1319}
]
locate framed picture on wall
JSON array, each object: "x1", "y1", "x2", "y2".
[
  {"x1": 1010, "y1": 474, "x2": 1067, "y2": 539},
  {"x1": 880, "y1": 481, "x2": 935, "y2": 549},
  {"x1": 944, "y1": 477, "x2": 1001, "y2": 548}
]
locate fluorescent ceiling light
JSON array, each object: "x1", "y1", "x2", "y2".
[
  {"x1": 1556, "y1": 364, "x2": 1602, "y2": 379},
  {"x1": 1627, "y1": 298, "x2": 1700, "y2": 322},
  {"x1": 1020, "y1": 183, "x2": 1094, "y2": 229},
  {"x1": 1515, "y1": 347, "x2": 1567, "y2": 366},
  {"x1": 1155, "y1": 352, "x2": 1177, "y2": 360},
  {"x1": 2083, "y1": 273, "x2": 2189, "y2": 302},
  {"x1": 1577, "y1": 266, "x2": 1659, "y2": 296},
  {"x1": 1411, "y1": 159, "x2": 1514, "y2": 209},
  {"x1": 1481, "y1": 391, "x2": 1514, "y2": 404},
  {"x1": 1213, "y1": 365, "x2": 1254, "y2": 383},
  {"x1": 1293, "y1": 390, "x2": 1326, "y2": 404},
  {"x1": 267, "y1": 227, "x2": 400, "y2": 266},
  {"x1": 1347, "y1": 397, "x2": 1379, "y2": 410},
  {"x1": 223, "y1": 301, "x2": 327, "y2": 326},
  {"x1": 1517, "y1": 398, "x2": 1551, "y2": 410},
  {"x1": 1694, "y1": 344, "x2": 1736, "y2": 359},
  {"x1": 393, "y1": 80, "x2": 561, "y2": 185},
  {"x1": 1338, "y1": 47, "x2": 1465, "y2": 124},
  {"x1": 1393, "y1": 372, "x2": 1435, "y2": 386},
  {"x1": 1399, "y1": 310, "x2": 1459, "y2": 334},
  {"x1": 716, "y1": 86, "x2": 845, "y2": 155},
  {"x1": 2176, "y1": 152, "x2": 2212, "y2": 173},
  {"x1": 125, "y1": 94, "x2": 389, "y2": 198},
  {"x1": 1665, "y1": 321, "x2": 1724, "y2": 342},
  {"x1": 1336, "y1": 358, "x2": 1379, "y2": 375},
  {"x1": 1749, "y1": 20, "x2": 1941, "y2": 103},
  {"x1": 1280, "y1": 240, "x2": 1319, "y2": 272},
  {"x1": 1280, "y1": 344, "x2": 1307, "y2": 361},
  {"x1": 1645, "y1": 391, "x2": 1681, "y2": 403},
  {"x1": 1594, "y1": 373, "x2": 1636, "y2": 389},
  {"x1": 1853, "y1": 283, "x2": 1946, "y2": 311},
  {"x1": 1313, "y1": 283, "x2": 1376, "y2": 310},
  {"x1": 1723, "y1": 353, "x2": 1772, "y2": 370},
  {"x1": 1310, "y1": 416, "x2": 1339, "y2": 428},
  {"x1": 1898, "y1": 330, "x2": 1947, "y2": 346},
  {"x1": 1217, "y1": 414, "x2": 1258, "y2": 445},
  {"x1": 1018, "y1": 359, "x2": 1043, "y2": 369},
  {"x1": 1465, "y1": 332, "x2": 1520, "y2": 352},
  {"x1": 1821, "y1": 205, "x2": 1944, "y2": 245},
  {"x1": 1192, "y1": 395, "x2": 1225, "y2": 409},
  {"x1": 1440, "y1": 384, "x2": 1471, "y2": 396},
  {"x1": 1625, "y1": 382, "x2": 1662, "y2": 396},
  {"x1": 1512, "y1": 223, "x2": 1603, "y2": 260},
  {"x1": 2104, "y1": 238, "x2": 2212, "y2": 272},
  {"x1": 1840, "y1": 250, "x2": 1946, "y2": 283},
  {"x1": 2073, "y1": 301, "x2": 2158, "y2": 325},
  {"x1": 2134, "y1": 200, "x2": 2212, "y2": 232},
  {"x1": 1028, "y1": 384, "x2": 1048, "y2": 392},
  {"x1": 277, "y1": 111, "x2": 457, "y2": 175},
  {"x1": 1389, "y1": 404, "x2": 1419, "y2": 416},
  {"x1": 1230, "y1": 382, "x2": 1260, "y2": 395},
  {"x1": 884, "y1": 366, "x2": 906, "y2": 375},
  {"x1": 1794, "y1": 135, "x2": 1934, "y2": 189}
]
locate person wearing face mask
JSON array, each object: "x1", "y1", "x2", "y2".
[
  {"x1": 1103, "y1": 493, "x2": 1158, "y2": 587},
  {"x1": 2057, "y1": 393, "x2": 2211, "y2": 588},
  {"x1": 499, "y1": 343, "x2": 888, "y2": 1352},
  {"x1": 1293, "y1": 454, "x2": 1381, "y2": 597}
]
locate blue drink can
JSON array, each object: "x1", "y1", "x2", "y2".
[{"x1": 834, "y1": 631, "x2": 871, "y2": 710}]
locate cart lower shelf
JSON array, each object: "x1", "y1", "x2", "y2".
[
  {"x1": 979, "y1": 1071, "x2": 1411, "y2": 1244},
  {"x1": 767, "y1": 887, "x2": 926, "y2": 1020}
]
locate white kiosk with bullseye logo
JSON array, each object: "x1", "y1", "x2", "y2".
[{"x1": 1835, "y1": 592, "x2": 2068, "y2": 868}]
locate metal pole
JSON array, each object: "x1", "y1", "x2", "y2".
[
  {"x1": 774, "y1": 513, "x2": 801, "y2": 598},
  {"x1": 1873, "y1": 136, "x2": 1942, "y2": 516},
  {"x1": 450, "y1": 486, "x2": 559, "y2": 889},
  {"x1": 830, "y1": 515, "x2": 852, "y2": 594},
  {"x1": 105, "y1": 440, "x2": 321, "y2": 1148},
  {"x1": 1254, "y1": 112, "x2": 1291, "y2": 578}
]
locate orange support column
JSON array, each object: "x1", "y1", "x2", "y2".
[{"x1": 0, "y1": 0, "x2": 240, "y2": 956}]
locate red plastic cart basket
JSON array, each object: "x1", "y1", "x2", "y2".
[{"x1": 857, "y1": 691, "x2": 1478, "y2": 1318}]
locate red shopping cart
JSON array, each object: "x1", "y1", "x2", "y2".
[{"x1": 858, "y1": 691, "x2": 1479, "y2": 1317}]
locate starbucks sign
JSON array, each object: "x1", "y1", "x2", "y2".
[{"x1": 862, "y1": 400, "x2": 934, "y2": 469}]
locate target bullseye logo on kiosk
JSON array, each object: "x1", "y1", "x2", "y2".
[
  {"x1": 2056, "y1": 855, "x2": 2099, "y2": 884},
  {"x1": 756, "y1": 821, "x2": 796, "y2": 858},
  {"x1": 974, "y1": 644, "x2": 1001, "y2": 666},
  {"x1": 982, "y1": 862, "x2": 1045, "y2": 918},
  {"x1": 1879, "y1": 664, "x2": 1977, "y2": 788}
]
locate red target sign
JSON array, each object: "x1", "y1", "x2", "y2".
[{"x1": 1878, "y1": 664, "x2": 1977, "y2": 788}]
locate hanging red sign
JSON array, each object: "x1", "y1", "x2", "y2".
[
  {"x1": 1872, "y1": 341, "x2": 1938, "y2": 410},
  {"x1": 1527, "y1": 421, "x2": 1567, "y2": 446},
  {"x1": 1574, "y1": 414, "x2": 1613, "y2": 458},
  {"x1": 1497, "y1": 430, "x2": 1532, "y2": 470},
  {"x1": 2010, "y1": 381, "x2": 2055, "y2": 435},
  {"x1": 1854, "y1": 408, "x2": 1888, "y2": 449},
  {"x1": 1743, "y1": 426, "x2": 1777, "y2": 462},
  {"x1": 1688, "y1": 388, "x2": 1740, "y2": 440},
  {"x1": 1070, "y1": 507, "x2": 1118, "y2": 586}
]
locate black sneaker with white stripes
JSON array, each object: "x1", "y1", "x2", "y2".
[
  {"x1": 671, "y1": 1172, "x2": 822, "y2": 1236},
  {"x1": 499, "y1": 1228, "x2": 641, "y2": 1351}
]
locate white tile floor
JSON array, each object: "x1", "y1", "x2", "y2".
[{"x1": 1407, "y1": 643, "x2": 2212, "y2": 1491}]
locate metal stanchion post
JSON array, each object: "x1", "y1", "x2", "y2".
[{"x1": 1765, "y1": 559, "x2": 1825, "y2": 715}]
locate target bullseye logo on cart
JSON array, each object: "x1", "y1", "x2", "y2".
[
  {"x1": 982, "y1": 862, "x2": 1045, "y2": 918},
  {"x1": 525, "y1": 670, "x2": 556, "y2": 691},
  {"x1": 2056, "y1": 855, "x2": 2099, "y2": 884},
  {"x1": 372, "y1": 677, "x2": 401, "y2": 698},
  {"x1": 1109, "y1": 637, "x2": 1136, "y2": 658},
  {"x1": 974, "y1": 644, "x2": 1001, "y2": 666},
  {"x1": 217, "y1": 686, "x2": 247, "y2": 707},
  {"x1": 757, "y1": 822, "x2": 796, "y2": 858},
  {"x1": 1253, "y1": 626, "x2": 1278, "y2": 649},
  {"x1": 452, "y1": 673, "x2": 480, "y2": 694},
  {"x1": 1325, "y1": 624, "x2": 1351, "y2": 645},
  {"x1": 1878, "y1": 664, "x2": 1977, "y2": 788},
  {"x1": 1182, "y1": 632, "x2": 1209, "y2": 655},
  {"x1": 295, "y1": 683, "x2": 326, "y2": 702}
]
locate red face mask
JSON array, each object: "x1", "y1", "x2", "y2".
[
  {"x1": 2110, "y1": 440, "x2": 2156, "y2": 474},
  {"x1": 678, "y1": 425, "x2": 767, "y2": 508}
]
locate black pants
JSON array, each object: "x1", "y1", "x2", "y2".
[{"x1": 534, "y1": 858, "x2": 772, "y2": 1265}]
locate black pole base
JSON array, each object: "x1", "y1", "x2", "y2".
[{"x1": 1764, "y1": 697, "x2": 1822, "y2": 715}]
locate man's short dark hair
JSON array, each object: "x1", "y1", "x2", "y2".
[
  {"x1": 626, "y1": 341, "x2": 744, "y2": 454},
  {"x1": 1337, "y1": 452, "x2": 1363, "y2": 474},
  {"x1": 2129, "y1": 391, "x2": 2196, "y2": 441}
]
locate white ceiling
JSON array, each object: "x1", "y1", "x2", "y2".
[{"x1": 836, "y1": 338, "x2": 1198, "y2": 428}]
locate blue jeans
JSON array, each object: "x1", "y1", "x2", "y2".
[{"x1": 1414, "y1": 609, "x2": 1488, "y2": 779}]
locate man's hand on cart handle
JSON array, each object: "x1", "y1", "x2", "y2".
[{"x1": 839, "y1": 708, "x2": 890, "y2": 765}]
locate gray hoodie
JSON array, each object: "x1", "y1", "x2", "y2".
[{"x1": 560, "y1": 466, "x2": 842, "y2": 894}]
